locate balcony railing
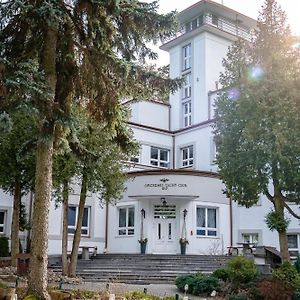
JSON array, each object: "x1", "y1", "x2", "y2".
[{"x1": 163, "y1": 13, "x2": 252, "y2": 44}]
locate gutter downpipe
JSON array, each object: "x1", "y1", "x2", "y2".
[
  {"x1": 104, "y1": 201, "x2": 109, "y2": 253},
  {"x1": 229, "y1": 197, "x2": 233, "y2": 246}
]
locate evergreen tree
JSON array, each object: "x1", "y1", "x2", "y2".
[
  {"x1": 1, "y1": 1, "x2": 180, "y2": 297},
  {"x1": 214, "y1": 0, "x2": 300, "y2": 261}
]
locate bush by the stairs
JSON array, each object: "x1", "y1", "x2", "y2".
[
  {"x1": 227, "y1": 256, "x2": 258, "y2": 287},
  {"x1": 212, "y1": 267, "x2": 230, "y2": 282},
  {"x1": 175, "y1": 273, "x2": 219, "y2": 296},
  {"x1": 192, "y1": 276, "x2": 220, "y2": 296},
  {"x1": 175, "y1": 274, "x2": 203, "y2": 293},
  {"x1": 273, "y1": 261, "x2": 300, "y2": 287},
  {"x1": 0, "y1": 237, "x2": 9, "y2": 257}
]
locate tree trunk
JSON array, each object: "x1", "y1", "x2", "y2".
[
  {"x1": 68, "y1": 172, "x2": 88, "y2": 277},
  {"x1": 11, "y1": 180, "x2": 21, "y2": 267},
  {"x1": 274, "y1": 196, "x2": 290, "y2": 262},
  {"x1": 28, "y1": 140, "x2": 54, "y2": 299},
  {"x1": 28, "y1": 25, "x2": 57, "y2": 299},
  {"x1": 62, "y1": 180, "x2": 69, "y2": 276}
]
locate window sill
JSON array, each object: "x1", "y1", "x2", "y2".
[
  {"x1": 196, "y1": 235, "x2": 220, "y2": 239},
  {"x1": 115, "y1": 235, "x2": 136, "y2": 239}
]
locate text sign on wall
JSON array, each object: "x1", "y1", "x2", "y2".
[{"x1": 144, "y1": 183, "x2": 187, "y2": 191}]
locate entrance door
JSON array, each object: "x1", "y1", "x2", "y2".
[{"x1": 153, "y1": 205, "x2": 177, "y2": 253}]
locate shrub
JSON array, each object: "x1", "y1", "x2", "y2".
[
  {"x1": 175, "y1": 274, "x2": 203, "y2": 293},
  {"x1": 295, "y1": 256, "x2": 300, "y2": 273},
  {"x1": 192, "y1": 276, "x2": 220, "y2": 296},
  {"x1": 212, "y1": 268, "x2": 230, "y2": 282},
  {"x1": 0, "y1": 237, "x2": 9, "y2": 257},
  {"x1": 227, "y1": 256, "x2": 258, "y2": 287},
  {"x1": 256, "y1": 278, "x2": 294, "y2": 300},
  {"x1": 273, "y1": 261, "x2": 300, "y2": 287},
  {"x1": 125, "y1": 291, "x2": 161, "y2": 300},
  {"x1": 228, "y1": 293, "x2": 248, "y2": 300}
]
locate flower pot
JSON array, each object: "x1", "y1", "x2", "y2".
[
  {"x1": 180, "y1": 243, "x2": 186, "y2": 255},
  {"x1": 140, "y1": 243, "x2": 146, "y2": 254}
]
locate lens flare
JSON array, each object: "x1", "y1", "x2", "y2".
[
  {"x1": 249, "y1": 65, "x2": 264, "y2": 81},
  {"x1": 292, "y1": 42, "x2": 300, "y2": 49},
  {"x1": 228, "y1": 88, "x2": 240, "y2": 100}
]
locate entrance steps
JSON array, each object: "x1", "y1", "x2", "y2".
[{"x1": 51, "y1": 254, "x2": 231, "y2": 284}]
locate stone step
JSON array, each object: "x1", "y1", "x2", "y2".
[{"x1": 50, "y1": 254, "x2": 231, "y2": 284}]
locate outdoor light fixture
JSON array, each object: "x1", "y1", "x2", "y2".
[
  {"x1": 161, "y1": 197, "x2": 167, "y2": 206},
  {"x1": 141, "y1": 208, "x2": 145, "y2": 219},
  {"x1": 183, "y1": 209, "x2": 188, "y2": 220}
]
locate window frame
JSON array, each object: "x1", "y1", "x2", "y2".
[
  {"x1": 287, "y1": 234, "x2": 300, "y2": 259},
  {"x1": 182, "y1": 44, "x2": 191, "y2": 71},
  {"x1": 242, "y1": 233, "x2": 259, "y2": 245},
  {"x1": 182, "y1": 72, "x2": 192, "y2": 100},
  {"x1": 181, "y1": 145, "x2": 194, "y2": 167},
  {"x1": 118, "y1": 206, "x2": 135, "y2": 236},
  {"x1": 67, "y1": 205, "x2": 90, "y2": 236},
  {"x1": 0, "y1": 210, "x2": 6, "y2": 234},
  {"x1": 196, "y1": 206, "x2": 218, "y2": 237},
  {"x1": 182, "y1": 100, "x2": 192, "y2": 127},
  {"x1": 150, "y1": 147, "x2": 170, "y2": 168}
]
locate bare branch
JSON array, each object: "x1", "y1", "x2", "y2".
[{"x1": 284, "y1": 202, "x2": 300, "y2": 219}]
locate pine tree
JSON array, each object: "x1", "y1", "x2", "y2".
[
  {"x1": 214, "y1": 0, "x2": 300, "y2": 261},
  {"x1": 0, "y1": 1, "x2": 180, "y2": 297}
]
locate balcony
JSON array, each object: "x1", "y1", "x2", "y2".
[{"x1": 163, "y1": 13, "x2": 252, "y2": 45}]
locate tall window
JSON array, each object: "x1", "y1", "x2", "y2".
[
  {"x1": 0, "y1": 211, "x2": 5, "y2": 234},
  {"x1": 183, "y1": 101, "x2": 192, "y2": 127},
  {"x1": 242, "y1": 233, "x2": 259, "y2": 245},
  {"x1": 150, "y1": 147, "x2": 169, "y2": 168},
  {"x1": 182, "y1": 73, "x2": 191, "y2": 99},
  {"x1": 181, "y1": 146, "x2": 194, "y2": 167},
  {"x1": 118, "y1": 207, "x2": 135, "y2": 236},
  {"x1": 182, "y1": 44, "x2": 191, "y2": 70},
  {"x1": 288, "y1": 234, "x2": 300, "y2": 258},
  {"x1": 68, "y1": 206, "x2": 90, "y2": 236},
  {"x1": 196, "y1": 207, "x2": 217, "y2": 237}
]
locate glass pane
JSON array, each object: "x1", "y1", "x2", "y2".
[
  {"x1": 81, "y1": 229, "x2": 88, "y2": 235},
  {"x1": 158, "y1": 223, "x2": 161, "y2": 239},
  {"x1": 128, "y1": 229, "x2": 134, "y2": 235},
  {"x1": 0, "y1": 212, "x2": 4, "y2": 224},
  {"x1": 68, "y1": 228, "x2": 75, "y2": 234},
  {"x1": 207, "y1": 208, "x2": 216, "y2": 228},
  {"x1": 68, "y1": 207, "x2": 76, "y2": 226},
  {"x1": 289, "y1": 250, "x2": 299, "y2": 257},
  {"x1": 208, "y1": 230, "x2": 217, "y2": 236},
  {"x1": 288, "y1": 235, "x2": 298, "y2": 248},
  {"x1": 197, "y1": 207, "x2": 205, "y2": 227},
  {"x1": 184, "y1": 103, "x2": 188, "y2": 114},
  {"x1": 183, "y1": 148, "x2": 188, "y2": 160},
  {"x1": 82, "y1": 208, "x2": 89, "y2": 227},
  {"x1": 0, "y1": 226, "x2": 4, "y2": 233},
  {"x1": 168, "y1": 223, "x2": 172, "y2": 239},
  {"x1": 252, "y1": 234, "x2": 259, "y2": 244},
  {"x1": 197, "y1": 229, "x2": 205, "y2": 236},
  {"x1": 151, "y1": 160, "x2": 158, "y2": 166},
  {"x1": 151, "y1": 147, "x2": 158, "y2": 159},
  {"x1": 119, "y1": 208, "x2": 126, "y2": 227},
  {"x1": 160, "y1": 162, "x2": 169, "y2": 168},
  {"x1": 243, "y1": 234, "x2": 250, "y2": 243},
  {"x1": 189, "y1": 147, "x2": 193, "y2": 158},
  {"x1": 128, "y1": 207, "x2": 134, "y2": 227},
  {"x1": 119, "y1": 229, "x2": 126, "y2": 235},
  {"x1": 160, "y1": 149, "x2": 168, "y2": 162}
]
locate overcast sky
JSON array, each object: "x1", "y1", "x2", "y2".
[{"x1": 153, "y1": 0, "x2": 300, "y2": 65}]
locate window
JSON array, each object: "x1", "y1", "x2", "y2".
[
  {"x1": 68, "y1": 206, "x2": 90, "y2": 236},
  {"x1": 182, "y1": 44, "x2": 191, "y2": 70},
  {"x1": 181, "y1": 146, "x2": 193, "y2": 167},
  {"x1": 196, "y1": 207, "x2": 217, "y2": 237},
  {"x1": 183, "y1": 101, "x2": 192, "y2": 127},
  {"x1": 182, "y1": 73, "x2": 191, "y2": 99},
  {"x1": 118, "y1": 207, "x2": 135, "y2": 236},
  {"x1": 150, "y1": 147, "x2": 169, "y2": 168},
  {"x1": 0, "y1": 211, "x2": 5, "y2": 234},
  {"x1": 288, "y1": 234, "x2": 300, "y2": 258},
  {"x1": 130, "y1": 156, "x2": 139, "y2": 163},
  {"x1": 242, "y1": 233, "x2": 259, "y2": 245}
]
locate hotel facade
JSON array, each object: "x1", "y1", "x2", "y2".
[{"x1": 1, "y1": 0, "x2": 299, "y2": 258}]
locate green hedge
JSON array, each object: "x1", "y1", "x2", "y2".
[{"x1": 0, "y1": 236, "x2": 9, "y2": 257}]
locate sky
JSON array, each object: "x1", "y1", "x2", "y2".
[{"x1": 153, "y1": 0, "x2": 300, "y2": 65}]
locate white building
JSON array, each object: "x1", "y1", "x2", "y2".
[{"x1": 1, "y1": 0, "x2": 299, "y2": 257}]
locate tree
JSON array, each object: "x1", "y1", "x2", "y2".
[
  {"x1": 214, "y1": 0, "x2": 300, "y2": 261},
  {"x1": 0, "y1": 107, "x2": 36, "y2": 266},
  {"x1": 1, "y1": 2, "x2": 180, "y2": 297}
]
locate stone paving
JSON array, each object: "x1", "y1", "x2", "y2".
[{"x1": 62, "y1": 282, "x2": 220, "y2": 300}]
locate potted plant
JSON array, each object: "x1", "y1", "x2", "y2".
[
  {"x1": 138, "y1": 238, "x2": 148, "y2": 254},
  {"x1": 179, "y1": 238, "x2": 189, "y2": 255}
]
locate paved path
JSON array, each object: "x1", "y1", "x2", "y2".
[{"x1": 62, "y1": 282, "x2": 218, "y2": 299}]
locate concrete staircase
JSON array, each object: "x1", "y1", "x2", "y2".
[{"x1": 51, "y1": 254, "x2": 231, "y2": 284}]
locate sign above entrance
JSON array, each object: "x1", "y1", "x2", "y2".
[{"x1": 144, "y1": 178, "x2": 188, "y2": 191}]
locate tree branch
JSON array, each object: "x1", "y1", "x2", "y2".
[
  {"x1": 284, "y1": 202, "x2": 300, "y2": 219},
  {"x1": 264, "y1": 189, "x2": 274, "y2": 203}
]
